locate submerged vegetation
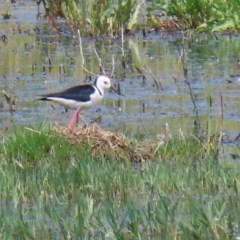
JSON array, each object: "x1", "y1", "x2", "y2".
[{"x1": 0, "y1": 124, "x2": 240, "y2": 239}]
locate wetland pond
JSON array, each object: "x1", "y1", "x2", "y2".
[{"x1": 1, "y1": 1, "x2": 240, "y2": 159}]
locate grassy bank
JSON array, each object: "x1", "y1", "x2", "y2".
[{"x1": 0, "y1": 125, "x2": 239, "y2": 239}]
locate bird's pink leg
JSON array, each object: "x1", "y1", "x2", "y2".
[{"x1": 68, "y1": 109, "x2": 80, "y2": 129}]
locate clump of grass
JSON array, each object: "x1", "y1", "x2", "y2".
[
  {"x1": 155, "y1": 137, "x2": 205, "y2": 161},
  {"x1": 2, "y1": 126, "x2": 83, "y2": 164},
  {"x1": 2, "y1": 11, "x2": 11, "y2": 20},
  {"x1": 54, "y1": 124, "x2": 151, "y2": 162}
]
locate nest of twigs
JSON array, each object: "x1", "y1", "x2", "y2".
[{"x1": 54, "y1": 124, "x2": 155, "y2": 162}]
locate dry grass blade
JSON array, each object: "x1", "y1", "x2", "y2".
[{"x1": 2, "y1": 90, "x2": 16, "y2": 112}]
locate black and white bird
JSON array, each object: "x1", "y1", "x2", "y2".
[{"x1": 38, "y1": 75, "x2": 112, "y2": 129}]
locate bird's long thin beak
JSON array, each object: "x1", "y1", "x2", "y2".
[
  {"x1": 109, "y1": 86, "x2": 124, "y2": 96},
  {"x1": 109, "y1": 86, "x2": 117, "y2": 93}
]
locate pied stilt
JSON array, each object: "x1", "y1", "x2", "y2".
[{"x1": 38, "y1": 75, "x2": 112, "y2": 129}]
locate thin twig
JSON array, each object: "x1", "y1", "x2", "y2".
[
  {"x1": 78, "y1": 29, "x2": 85, "y2": 67},
  {"x1": 177, "y1": 44, "x2": 199, "y2": 122},
  {"x1": 81, "y1": 65, "x2": 97, "y2": 76},
  {"x1": 24, "y1": 127, "x2": 41, "y2": 134},
  {"x1": 92, "y1": 43, "x2": 105, "y2": 74},
  {"x1": 111, "y1": 56, "x2": 115, "y2": 78},
  {"x1": 218, "y1": 93, "x2": 224, "y2": 146},
  {"x1": 2, "y1": 90, "x2": 16, "y2": 112},
  {"x1": 144, "y1": 63, "x2": 162, "y2": 90},
  {"x1": 220, "y1": 93, "x2": 223, "y2": 120},
  {"x1": 121, "y1": 25, "x2": 125, "y2": 58}
]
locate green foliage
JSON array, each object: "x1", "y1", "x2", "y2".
[
  {"x1": 44, "y1": 0, "x2": 240, "y2": 34},
  {"x1": 46, "y1": 0, "x2": 139, "y2": 36},
  {"x1": 40, "y1": 0, "x2": 240, "y2": 33},
  {"x1": 149, "y1": 0, "x2": 240, "y2": 32},
  {"x1": 91, "y1": 0, "x2": 139, "y2": 35},
  {"x1": 2, "y1": 126, "x2": 81, "y2": 163},
  {"x1": 155, "y1": 137, "x2": 205, "y2": 161}
]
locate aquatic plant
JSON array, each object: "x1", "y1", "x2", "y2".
[
  {"x1": 148, "y1": 0, "x2": 240, "y2": 31},
  {"x1": 44, "y1": 0, "x2": 140, "y2": 36},
  {"x1": 38, "y1": 0, "x2": 240, "y2": 33}
]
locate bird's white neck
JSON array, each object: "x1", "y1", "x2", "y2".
[{"x1": 94, "y1": 85, "x2": 103, "y2": 96}]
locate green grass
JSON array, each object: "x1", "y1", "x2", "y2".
[
  {"x1": 149, "y1": 0, "x2": 240, "y2": 32},
  {"x1": 3, "y1": 0, "x2": 239, "y2": 35},
  {"x1": 45, "y1": 0, "x2": 139, "y2": 36},
  {"x1": 40, "y1": 0, "x2": 240, "y2": 35},
  {"x1": 0, "y1": 125, "x2": 240, "y2": 239}
]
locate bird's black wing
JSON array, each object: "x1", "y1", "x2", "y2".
[{"x1": 39, "y1": 85, "x2": 95, "y2": 102}]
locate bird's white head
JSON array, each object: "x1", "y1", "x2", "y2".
[{"x1": 94, "y1": 75, "x2": 111, "y2": 91}]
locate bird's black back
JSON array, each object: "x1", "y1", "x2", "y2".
[{"x1": 39, "y1": 84, "x2": 95, "y2": 102}]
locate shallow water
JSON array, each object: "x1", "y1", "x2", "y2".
[{"x1": 1, "y1": 0, "x2": 240, "y2": 159}]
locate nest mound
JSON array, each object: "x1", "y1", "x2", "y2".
[{"x1": 54, "y1": 124, "x2": 154, "y2": 162}]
